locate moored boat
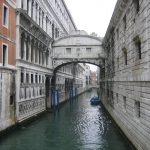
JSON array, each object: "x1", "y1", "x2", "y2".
[{"x1": 90, "y1": 96, "x2": 100, "y2": 105}]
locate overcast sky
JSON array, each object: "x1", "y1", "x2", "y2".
[{"x1": 64, "y1": 0, "x2": 117, "y2": 71}]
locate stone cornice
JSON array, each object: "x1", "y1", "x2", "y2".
[
  {"x1": 44, "y1": 0, "x2": 76, "y2": 34},
  {"x1": 61, "y1": 0, "x2": 77, "y2": 30},
  {"x1": 53, "y1": 34, "x2": 102, "y2": 45},
  {"x1": 103, "y1": 0, "x2": 129, "y2": 43}
]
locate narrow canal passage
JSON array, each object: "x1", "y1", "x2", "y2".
[{"x1": 0, "y1": 90, "x2": 135, "y2": 150}]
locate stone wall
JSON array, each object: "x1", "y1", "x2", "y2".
[
  {"x1": 0, "y1": 69, "x2": 16, "y2": 132},
  {"x1": 101, "y1": 0, "x2": 150, "y2": 149}
]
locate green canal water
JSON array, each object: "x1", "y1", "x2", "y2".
[{"x1": 0, "y1": 90, "x2": 135, "y2": 150}]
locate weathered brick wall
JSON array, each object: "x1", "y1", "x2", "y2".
[{"x1": 0, "y1": 0, "x2": 16, "y2": 65}]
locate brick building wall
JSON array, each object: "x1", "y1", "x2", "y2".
[{"x1": 0, "y1": 0, "x2": 16, "y2": 67}]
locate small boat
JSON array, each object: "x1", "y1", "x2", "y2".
[{"x1": 90, "y1": 96, "x2": 100, "y2": 105}]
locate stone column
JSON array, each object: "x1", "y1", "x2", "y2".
[
  {"x1": 17, "y1": 0, "x2": 22, "y2": 8},
  {"x1": 23, "y1": 0, "x2": 27, "y2": 11},
  {"x1": 24, "y1": 36, "x2": 27, "y2": 61},
  {"x1": 45, "y1": 52, "x2": 47, "y2": 67},
  {"x1": 40, "y1": 11, "x2": 42, "y2": 28},
  {"x1": 28, "y1": 38, "x2": 31, "y2": 62},
  {"x1": 43, "y1": 13, "x2": 46, "y2": 32},
  {"x1": 47, "y1": 20, "x2": 50, "y2": 35},
  {"x1": 16, "y1": 30, "x2": 21, "y2": 59},
  {"x1": 43, "y1": 51, "x2": 46, "y2": 66},
  {"x1": 33, "y1": 0, "x2": 36, "y2": 21},
  {"x1": 39, "y1": 9, "x2": 41, "y2": 27},
  {"x1": 37, "y1": 43, "x2": 40, "y2": 64},
  {"x1": 37, "y1": 6, "x2": 39, "y2": 25},
  {"x1": 49, "y1": 21, "x2": 52, "y2": 37},
  {"x1": 32, "y1": 40, "x2": 35, "y2": 63}
]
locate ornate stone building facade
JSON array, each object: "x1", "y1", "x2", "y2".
[
  {"x1": 15, "y1": 0, "x2": 79, "y2": 122},
  {"x1": 101, "y1": 0, "x2": 150, "y2": 149},
  {"x1": 0, "y1": 0, "x2": 89, "y2": 132}
]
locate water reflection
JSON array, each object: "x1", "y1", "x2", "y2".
[{"x1": 0, "y1": 89, "x2": 135, "y2": 150}]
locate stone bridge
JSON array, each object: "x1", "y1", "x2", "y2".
[{"x1": 52, "y1": 31, "x2": 105, "y2": 70}]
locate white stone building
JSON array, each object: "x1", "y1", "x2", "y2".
[{"x1": 15, "y1": 0, "x2": 86, "y2": 123}]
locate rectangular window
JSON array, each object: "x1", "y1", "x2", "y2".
[
  {"x1": 2, "y1": 44, "x2": 8, "y2": 66},
  {"x1": 134, "y1": 36, "x2": 141, "y2": 60},
  {"x1": 135, "y1": 101, "x2": 140, "y2": 118},
  {"x1": 86, "y1": 48, "x2": 91, "y2": 53},
  {"x1": 39, "y1": 75, "x2": 41, "y2": 83},
  {"x1": 116, "y1": 28, "x2": 119, "y2": 40},
  {"x1": 35, "y1": 74, "x2": 38, "y2": 83},
  {"x1": 31, "y1": 74, "x2": 33, "y2": 83},
  {"x1": 136, "y1": 40, "x2": 141, "y2": 59},
  {"x1": 42, "y1": 76, "x2": 44, "y2": 83},
  {"x1": 123, "y1": 96, "x2": 126, "y2": 111},
  {"x1": 133, "y1": 0, "x2": 140, "y2": 13},
  {"x1": 116, "y1": 93, "x2": 118, "y2": 104},
  {"x1": 123, "y1": 48, "x2": 127, "y2": 65},
  {"x1": 3, "y1": 4, "x2": 9, "y2": 27},
  {"x1": 21, "y1": 72, "x2": 24, "y2": 83},
  {"x1": 10, "y1": 95, "x2": 14, "y2": 105},
  {"x1": 66, "y1": 48, "x2": 71, "y2": 54},
  {"x1": 26, "y1": 73, "x2": 29, "y2": 83},
  {"x1": 117, "y1": 57, "x2": 119, "y2": 69},
  {"x1": 123, "y1": 15, "x2": 126, "y2": 31}
]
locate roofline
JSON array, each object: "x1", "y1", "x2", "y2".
[
  {"x1": 54, "y1": 34, "x2": 102, "y2": 45},
  {"x1": 103, "y1": 0, "x2": 129, "y2": 43},
  {"x1": 62, "y1": 0, "x2": 77, "y2": 31}
]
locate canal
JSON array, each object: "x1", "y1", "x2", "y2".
[{"x1": 0, "y1": 90, "x2": 135, "y2": 150}]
